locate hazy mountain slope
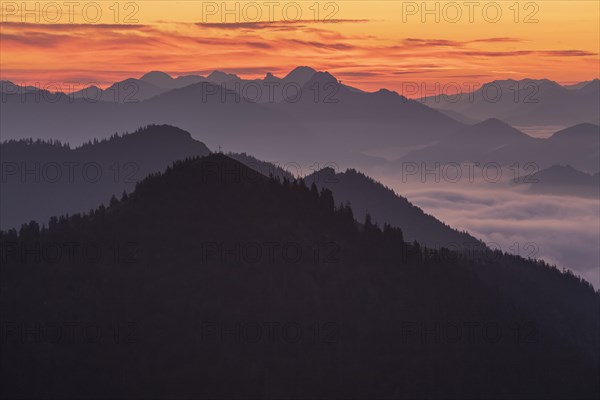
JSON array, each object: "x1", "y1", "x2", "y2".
[
  {"x1": 71, "y1": 78, "x2": 166, "y2": 103},
  {"x1": 435, "y1": 108, "x2": 481, "y2": 125},
  {"x1": 400, "y1": 118, "x2": 537, "y2": 164},
  {"x1": 0, "y1": 67, "x2": 464, "y2": 166},
  {"x1": 268, "y1": 71, "x2": 464, "y2": 152},
  {"x1": 564, "y1": 79, "x2": 599, "y2": 90},
  {"x1": 522, "y1": 165, "x2": 600, "y2": 197},
  {"x1": 421, "y1": 78, "x2": 600, "y2": 126},
  {"x1": 487, "y1": 123, "x2": 600, "y2": 172},
  {"x1": 399, "y1": 120, "x2": 599, "y2": 172}
]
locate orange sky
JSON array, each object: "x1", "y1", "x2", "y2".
[{"x1": 1, "y1": 1, "x2": 599, "y2": 96}]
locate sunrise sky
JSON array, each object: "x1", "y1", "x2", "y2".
[{"x1": 1, "y1": 1, "x2": 599, "y2": 95}]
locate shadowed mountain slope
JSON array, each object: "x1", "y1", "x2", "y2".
[
  {"x1": 305, "y1": 167, "x2": 480, "y2": 249},
  {"x1": 1, "y1": 153, "x2": 597, "y2": 399}
]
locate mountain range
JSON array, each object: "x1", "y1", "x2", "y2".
[
  {"x1": 2, "y1": 69, "x2": 598, "y2": 170},
  {"x1": 420, "y1": 78, "x2": 600, "y2": 127},
  {"x1": 0, "y1": 67, "x2": 467, "y2": 167}
]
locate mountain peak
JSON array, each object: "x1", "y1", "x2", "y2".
[
  {"x1": 473, "y1": 117, "x2": 524, "y2": 131},
  {"x1": 263, "y1": 72, "x2": 280, "y2": 82},
  {"x1": 580, "y1": 79, "x2": 600, "y2": 92},
  {"x1": 207, "y1": 70, "x2": 240, "y2": 84},
  {"x1": 140, "y1": 71, "x2": 175, "y2": 88},
  {"x1": 375, "y1": 88, "x2": 401, "y2": 97},
  {"x1": 283, "y1": 66, "x2": 317, "y2": 86},
  {"x1": 134, "y1": 124, "x2": 193, "y2": 139},
  {"x1": 543, "y1": 164, "x2": 580, "y2": 174},
  {"x1": 305, "y1": 71, "x2": 338, "y2": 86},
  {"x1": 476, "y1": 117, "x2": 513, "y2": 129},
  {"x1": 459, "y1": 118, "x2": 530, "y2": 141},
  {"x1": 141, "y1": 71, "x2": 172, "y2": 80},
  {"x1": 286, "y1": 66, "x2": 317, "y2": 75},
  {"x1": 550, "y1": 123, "x2": 600, "y2": 141},
  {"x1": 0, "y1": 80, "x2": 18, "y2": 92}
]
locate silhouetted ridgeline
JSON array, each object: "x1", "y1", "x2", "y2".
[
  {"x1": 228, "y1": 150, "x2": 482, "y2": 248},
  {"x1": 1, "y1": 154, "x2": 598, "y2": 399},
  {"x1": 305, "y1": 167, "x2": 481, "y2": 249},
  {"x1": 227, "y1": 151, "x2": 295, "y2": 181},
  {"x1": 0, "y1": 124, "x2": 211, "y2": 230}
]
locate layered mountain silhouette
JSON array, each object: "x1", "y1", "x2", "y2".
[
  {"x1": 520, "y1": 165, "x2": 600, "y2": 197},
  {"x1": 304, "y1": 167, "x2": 481, "y2": 248},
  {"x1": 399, "y1": 120, "x2": 600, "y2": 172},
  {"x1": 0, "y1": 67, "x2": 463, "y2": 166},
  {"x1": 73, "y1": 72, "x2": 207, "y2": 101},
  {"x1": 1, "y1": 152, "x2": 598, "y2": 399},
  {"x1": 421, "y1": 78, "x2": 600, "y2": 127},
  {"x1": 4, "y1": 69, "x2": 598, "y2": 169},
  {"x1": 564, "y1": 79, "x2": 599, "y2": 90},
  {"x1": 72, "y1": 78, "x2": 165, "y2": 103},
  {"x1": 400, "y1": 118, "x2": 535, "y2": 164},
  {"x1": 2, "y1": 125, "x2": 482, "y2": 250},
  {"x1": 486, "y1": 123, "x2": 600, "y2": 172},
  {"x1": 140, "y1": 71, "x2": 206, "y2": 90},
  {"x1": 0, "y1": 125, "x2": 210, "y2": 230}
]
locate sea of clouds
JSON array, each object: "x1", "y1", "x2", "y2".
[{"x1": 379, "y1": 171, "x2": 600, "y2": 289}]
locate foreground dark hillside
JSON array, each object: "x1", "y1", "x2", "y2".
[{"x1": 1, "y1": 154, "x2": 598, "y2": 399}]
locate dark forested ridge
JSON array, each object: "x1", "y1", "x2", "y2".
[
  {"x1": 1, "y1": 153, "x2": 598, "y2": 399},
  {"x1": 0, "y1": 124, "x2": 211, "y2": 230},
  {"x1": 305, "y1": 167, "x2": 481, "y2": 249},
  {"x1": 229, "y1": 152, "x2": 482, "y2": 248}
]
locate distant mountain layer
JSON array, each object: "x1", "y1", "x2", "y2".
[
  {"x1": 0, "y1": 125, "x2": 210, "y2": 230},
  {"x1": 399, "y1": 120, "x2": 600, "y2": 173},
  {"x1": 0, "y1": 67, "x2": 464, "y2": 166},
  {"x1": 420, "y1": 78, "x2": 600, "y2": 127},
  {"x1": 522, "y1": 165, "x2": 600, "y2": 197},
  {"x1": 4, "y1": 71, "x2": 597, "y2": 168},
  {"x1": 1, "y1": 152, "x2": 598, "y2": 399}
]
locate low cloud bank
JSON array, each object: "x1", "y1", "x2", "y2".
[{"x1": 380, "y1": 177, "x2": 600, "y2": 288}]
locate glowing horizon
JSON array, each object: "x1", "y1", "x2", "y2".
[{"x1": 1, "y1": 1, "x2": 599, "y2": 96}]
